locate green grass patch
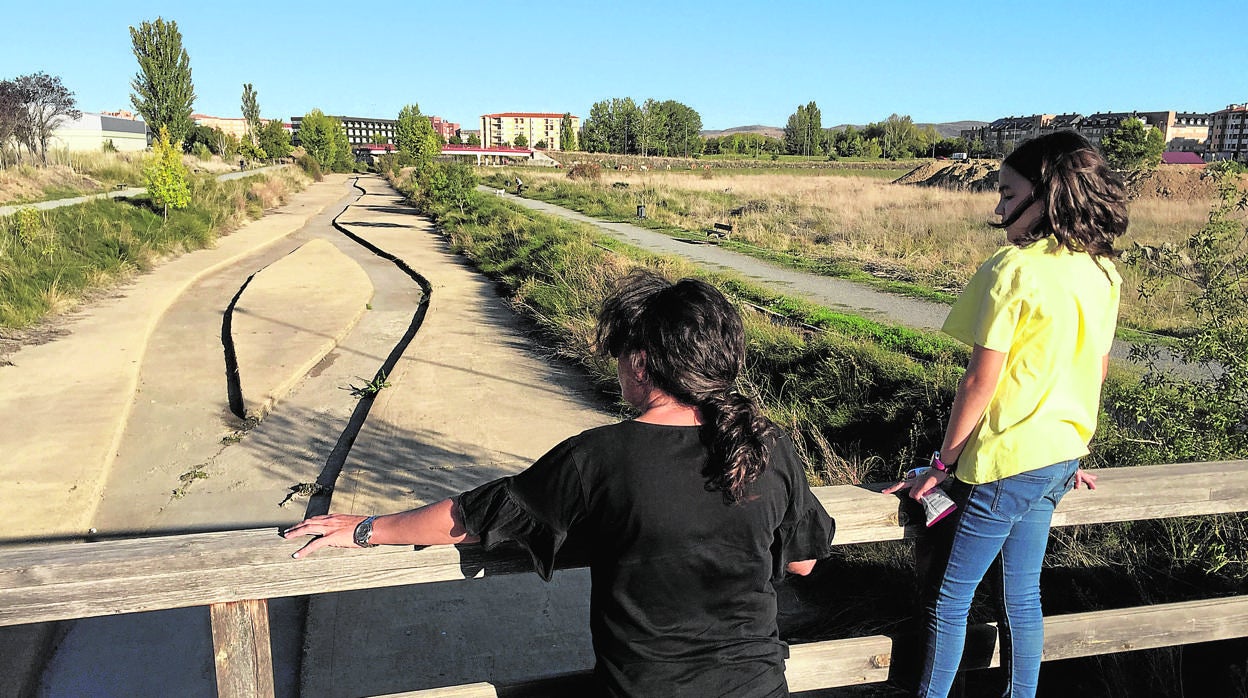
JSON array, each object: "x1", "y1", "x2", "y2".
[{"x1": 0, "y1": 170, "x2": 305, "y2": 328}]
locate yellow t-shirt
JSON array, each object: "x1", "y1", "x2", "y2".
[{"x1": 942, "y1": 236, "x2": 1121, "y2": 484}]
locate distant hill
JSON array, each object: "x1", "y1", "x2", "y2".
[
  {"x1": 703, "y1": 121, "x2": 988, "y2": 140},
  {"x1": 700, "y1": 125, "x2": 784, "y2": 139}
]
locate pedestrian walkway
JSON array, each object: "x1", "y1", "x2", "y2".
[{"x1": 485, "y1": 188, "x2": 1140, "y2": 362}]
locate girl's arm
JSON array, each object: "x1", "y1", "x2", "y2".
[
  {"x1": 284, "y1": 497, "x2": 481, "y2": 559},
  {"x1": 939, "y1": 344, "x2": 1007, "y2": 465},
  {"x1": 884, "y1": 344, "x2": 1005, "y2": 500}
]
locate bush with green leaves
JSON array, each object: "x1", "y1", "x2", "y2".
[
  {"x1": 1106, "y1": 170, "x2": 1248, "y2": 464},
  {"x1": 144, "y1": 126, "x2": 191, "y2": 218}
]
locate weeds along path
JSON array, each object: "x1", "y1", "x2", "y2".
[{"x1": 488, "y1": 187, "x2": 1141, "y2": 364}]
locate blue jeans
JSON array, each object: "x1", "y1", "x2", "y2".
[{"x1": 916, "y1": 459, "x2": 1079, "y2": 698}]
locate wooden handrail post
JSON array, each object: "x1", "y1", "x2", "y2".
[{"x1": 209, "y1": 598, "x2": 276, "y2": 698}]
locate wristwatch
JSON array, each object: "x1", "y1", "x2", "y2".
[
  {"x1": 353, "y1": 515, "x2": 378, "y2": 548},
  {"x1": 930, "y1": 451, "x2": 953, "y2": 473}
]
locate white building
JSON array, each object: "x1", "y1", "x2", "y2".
[{"x1": 49, "y1": 112, "x2": 149, "y2": 152}]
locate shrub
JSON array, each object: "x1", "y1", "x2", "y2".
[
  {"x1": 567, "y1": 162, "x2": 601, "y2": 180},
  {"x1": 144, "y1": 126, "x2": 191, "y2": 219},
  {"x1": 192, "y1": 142, "x2": 212, "y2": 160},
  {"x1": 297, "y1": 153, "x2": 323, "y2": 182}
]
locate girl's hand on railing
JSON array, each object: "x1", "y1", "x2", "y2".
[
  {"x1": 1073, "y1": 468, "x2": 1098, "y2": 490},
  {"x1": 283, "y1": 514, "x2": 368, "y2": 559},
  {"x1": 882, "y1": 469, "x2": 948, "y2": 501}
]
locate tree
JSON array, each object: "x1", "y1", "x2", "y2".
[
  {"x1": 654, "y1": 100, "x2": 702, "y2": 157},
  {"x1": 559, "y1": 113, "x2": 577, "y2": 151},
  {"x1": 424, "y1": 162, "x2": 478, "y2": 214},
  {"x1": 466, "y1": 132, "x2": 481, "y2": 146},
  {"x1": 298, "y1": 109, "x2": 342, "y2": 169},
  {"x1": 395, "y1": 103, "x2": 440, "y2": 171},
  {"x1": 784, "y1": 102, "x2": 823, "y2": 156},
  {"x1": 257, "y1": 119, "x2": 291, "y2": 161},
  {"x1": 144, "y1": 126, "x2": 190, "y2": 218},
  {"x1": 513, "y1": 133, "x2": 528, "y2": 148},
  {"x1": 0, "y1": 80, "x2": 25, "y2": 167},
  {"x1": 129, "y1": 17, "x2": 196, "y2": 144},
  {"x1": 533, "y1": 139, "x2": 548, "y2": 149},
  {"x1": 241, "y1": 83, "x2": 261, "y2": 145},
  {"x1": 580, "y1": 97, "x2": 640, "y2": 154},
  {"x1": 1118, "y1": 171, "x2": 1248, "y2": 461},
  {"x1": 331, "y1": 116, "x2": 352, "y2": 172},
  {"x1": 10, "y1": 73, "x2": 81, "y2": 165},
  {"x1": 369, "y1": 131, "x2": 388, "y2": 145},
  {"x1": 1101, "y1": 118, "x2": 1165, "y2": 172}
]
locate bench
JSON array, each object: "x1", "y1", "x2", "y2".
[{"x1": 708, "y1": 222, "x2": 733, "y2": 240}]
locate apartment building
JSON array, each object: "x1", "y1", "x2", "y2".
[
  {"x1": 430, "y1": 116, "x2": 460, "y2": 141},
  {"x1": 962, "y1": 109, "x2": 1211, "y2": 156},
  {"x1": 291, "y1": 115, "x2": 397, "y2": 147},
  {"x1": 480, "y1": 112, "x2": 579, "y2": 150},
  {"x1": 1208, "y1": 104, "x2": 1248, "y2": 162},
  {"x1": 192, "y1": 114, "x2": 251, "y2": 141}
]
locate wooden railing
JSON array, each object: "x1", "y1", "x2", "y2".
[{"x1": 3, "y1": 460, "x2": 1247, "y2": 696}]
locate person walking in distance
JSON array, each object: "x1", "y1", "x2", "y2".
[
  {"x1": 885, "y1": 131, "x2": 1127, "y2": 697},
  {"x1": 286, "y1": 271, "x2": 835, "y2": 697}
]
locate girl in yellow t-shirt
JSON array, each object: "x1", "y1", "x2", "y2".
[{"x1": 885, "y1": 131, "x2": 1128, "y2": 698}]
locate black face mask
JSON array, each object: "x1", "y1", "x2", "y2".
[{"x1": 993, "y1": 192, "x2": 1039, "y2": 231}]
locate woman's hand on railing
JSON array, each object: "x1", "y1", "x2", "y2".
[
  {"x1": 882, "y1": 469, "x2": 948, "y2": 501},
  {"x1": 283, "y1": 514, "x2": 368, "y2": 559},
  {"x1": 1073, "y1": 468, "x2": 1098, "y2": 491}
]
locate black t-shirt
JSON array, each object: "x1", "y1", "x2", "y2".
[{"x1": 458, "y1": 420, "x2": 835, "y2": 697}]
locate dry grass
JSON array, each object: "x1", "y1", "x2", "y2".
[{"x1": 517, "y1": 168, "x2": 1213, "y2": 333}]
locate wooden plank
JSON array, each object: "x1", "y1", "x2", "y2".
[
  {"x1": 821, "y1": 460, "x2": 1248, "y2": 545},
  {"x1": 0, "y1": 461, "x2": 1245, "y2": 627},
  {"x1": 389, "y1": 595, "x2": 1248, "y2": 695},
  {"x1": 209, "y1": 599, "x2": 275, "y2": 698}
]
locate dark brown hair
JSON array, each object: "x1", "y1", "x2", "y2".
[
  {"x1": 596, "y1": 271, "x2": 779, "y2": 501},
  {"x1": 993, "y1": 130, "x2": 1129, "y2": 257}
]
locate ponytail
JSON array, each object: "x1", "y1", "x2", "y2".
[{"x1": 700, "y1": 391, "x2": 779, "y2": 502}]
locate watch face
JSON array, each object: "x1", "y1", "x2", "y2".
[{"x1": 354, "y1": 518, "x2": 374, "y2": 547}]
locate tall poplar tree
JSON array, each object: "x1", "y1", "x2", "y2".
[
  {"x1": 559, "y1": 113, "x2": 577, "y2": 151},
  {"x1": 241, "y1": 83, "x2": 261, "y2": 145},
  {"x1": 129, "y1": 17, "x2": 196, "y2": 144}
]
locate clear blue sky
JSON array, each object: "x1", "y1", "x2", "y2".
[{"x1": 3, "y1": 0, "x2": 1245, "y2": 130}]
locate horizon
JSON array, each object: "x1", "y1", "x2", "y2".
[{"x1": 1, "y1": 1, "x2": 1245, "y2": 131}]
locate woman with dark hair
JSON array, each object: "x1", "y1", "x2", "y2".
[
  {"x1": 885, "y1": 131, "x2": 1127, "y2": 697},
  {"x1": 285, "y1": 271, "x2": 835, "y2": 696}
]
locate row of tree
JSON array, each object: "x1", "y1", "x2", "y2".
[
  {"x1": 0, "y1": 73, "x2": 81, "y2": 168},
  {"x1": 780, "y1": 102, "x2": 966, "y2": 159},
  {"x1": 131, "y1": 17, "x2": 290, "y2": 164},
  {"x1": 580, "y1": 98, "x2": 703, "y2": 157}
]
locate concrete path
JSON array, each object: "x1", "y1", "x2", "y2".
[
  {"x1": 0, "y1": 176, "x2": 355, "y2": 542},
  {"x1": 299, "y1": 177, "x2": 611, "y2": 697},
  {"x1": 16, "y1": 175, "x2": 614, "y2": 697}
]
